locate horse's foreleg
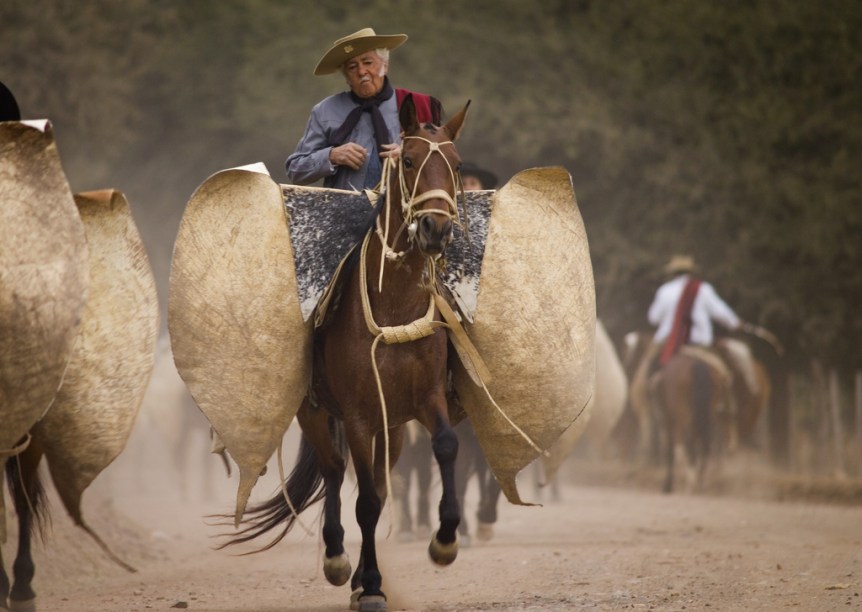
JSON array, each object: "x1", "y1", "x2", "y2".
[
  {"x1": 429, "y1": 414, "x2": 459, "y2": 565},
  {"x1": 347, "y1": 430, "x2": 386, "y2": 610}
]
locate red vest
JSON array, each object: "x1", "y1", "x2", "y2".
[{"x1": 395, "y1": 89, "x2": 441, "y2": 124}]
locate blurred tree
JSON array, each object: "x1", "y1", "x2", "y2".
[{"x1": 1, "y1": 0, "x2": 858, "y2": 372}]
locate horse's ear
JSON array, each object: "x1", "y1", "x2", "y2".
[
  {"x1": 399, "y1": 93, "x2": 420, "y2": 135},
  {"x1": 443, "y1": 100, "x2": 470, "y2": 141}
]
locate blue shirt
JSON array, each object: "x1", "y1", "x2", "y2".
[{"x1": 285, "y1": 91, "x2": 401, "y2": 191}]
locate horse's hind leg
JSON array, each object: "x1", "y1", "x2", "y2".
[
  {"x1": 428, "y1": 414, "x2": 460, "y2": 565},
  {"x1": 296, "y1": 398, "x2": 351, "y2": 587}
]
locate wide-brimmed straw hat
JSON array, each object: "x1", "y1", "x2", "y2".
[
  {"x1": 664, "y1": 254, "x2": 696, "y2": 275},
  {"x1": 460, "y1": 162, "x2": 499, "y2": 190},
  {"x1": 314, "y1": 28, "x2": 408, "y2": 76}
]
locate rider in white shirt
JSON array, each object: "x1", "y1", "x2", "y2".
[
  {"x1": 629, "y1": 255, "x2": 746, "y2": 455},
  {"x1": 648, "y1": 255, "x2": 741, "y2": 347}
]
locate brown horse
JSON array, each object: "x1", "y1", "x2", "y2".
[
  {"x1": 650, "y1": 348, "x2": 733, "y2": 493},
  {"x1": 223, "y1": 95, "x2": 470, "y2": 612}
]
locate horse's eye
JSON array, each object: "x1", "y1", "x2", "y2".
[{"x1": 402, "y1": 157, "x2": 414, "y2": 169}]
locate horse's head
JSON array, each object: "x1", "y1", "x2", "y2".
[{"x1": 395, "y1": 95, "x2": 470, "y2": 258}]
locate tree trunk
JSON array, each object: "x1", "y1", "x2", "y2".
[{"x1": 829, "y1": 369, "x2": 845, "y2": 478}]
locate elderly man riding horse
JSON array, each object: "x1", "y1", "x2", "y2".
[{"x1": 285, "y1": 27, "x2": 443, "y2": 191}]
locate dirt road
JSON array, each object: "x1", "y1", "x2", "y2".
[{"x1": 10, "y1": 448, "x2": 861, "y2": 612}]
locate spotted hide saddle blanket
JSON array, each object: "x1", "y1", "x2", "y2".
[{"x1": 281, "y1": 184, "x2": 493, "y2": 325}]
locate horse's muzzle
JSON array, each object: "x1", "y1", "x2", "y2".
[{"x1": 417, "y1": 215, "x2": 453, "y2": 256}]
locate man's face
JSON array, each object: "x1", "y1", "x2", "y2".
[
  {"x1": 462, "y1": 175, "x2": 484, "y2": 191},
  {"x1": 343, "y1": 51, "x2": 388, "y2": 99}
]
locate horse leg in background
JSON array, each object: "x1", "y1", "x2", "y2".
[
  {"x1": 475, "y1": 460, "x2": 503, "y2": 542},
  {"x1": 0, "y1": 524, "x2": 7, "y2": 612},
  {"x1": 4, "y1": 442, "x2": 45, "y2": 612},
  {"x1": 428, "y1": 414, "x2": 460, "y2": 565},
  {"x1": 453, "y1": 420, "x2": 476, "y2": 545},
  {"x1": 0, "y1": 467, "x2": 9, "y2": 611},
  {"x1": 294, "y1": 398, "x2": 352, "y2": 588},
  {"x1": 413, "y1": 432, "x2": 433, "y2": 538},
  {"x1": 393, "y1": 425, "x2": 430, "y2": 541},
  {"x1": 393, "y1": 442, "x2": 415, "y2": 540}
]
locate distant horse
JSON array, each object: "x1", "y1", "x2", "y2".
[
  {"x1": 223, "y1": 96, "x2": 470, "y2": 612},
  {"x1": 621, "y1": 330, "x2": 773, "y2": 466},
  {"x1": 651, "y1": 348, "x2": 733, "y2": 493}
]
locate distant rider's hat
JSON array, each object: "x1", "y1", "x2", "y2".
[
  {"x1": 664, "y1": 254, "x2": 696, "y2": 275},
  {"x1": 314, "y1": 28, "x2": 408, "y2": 76},
  {"x1": 460, "y1": 162, "x2": 499, "y2": 190}
]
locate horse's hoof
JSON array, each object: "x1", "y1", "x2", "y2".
[
  {"x1": 428, "y1": 530, "x2": 458, "y2": 565},
  {"x1": 323, "y1": 552, "x2": 351, "y2": 586},
  {"x1": 357, "y1": 594, "x2": 387, "y2": 612},
  {"x1": 476, "y1": 521, "x2": 494, "y2": 542},
  {"x1": 350, "y1": 590, "x2": 387, "y2": 612},
  {"x1": 9, "y1": 599, "x2": 35, "y2": 612}
]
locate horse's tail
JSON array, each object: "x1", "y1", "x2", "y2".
[
  {"x1": 218, "y1": 425, "x2": 345, "y2": 553},
  {"x1": 691, "y1": 361, "x2": 713, "y2": 456},
  {"x1": 5, "y1": 448, "x2": 50, "y2": 540}
]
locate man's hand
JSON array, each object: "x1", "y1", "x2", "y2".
[
  {"x1": 379, "y1": 143, "x2": 401, "y2": 160},
  {"x1": 330, "y1": 143, "x2": 368, "y2": 170}
]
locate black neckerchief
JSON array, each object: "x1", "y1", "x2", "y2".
[{"x1": 329, "y1": 77, "x2": 394, "y2": 151}]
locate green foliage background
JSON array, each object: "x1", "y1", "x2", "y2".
[{"x1": 2, "y1": 0, "x2": 860, "y2": 374}]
